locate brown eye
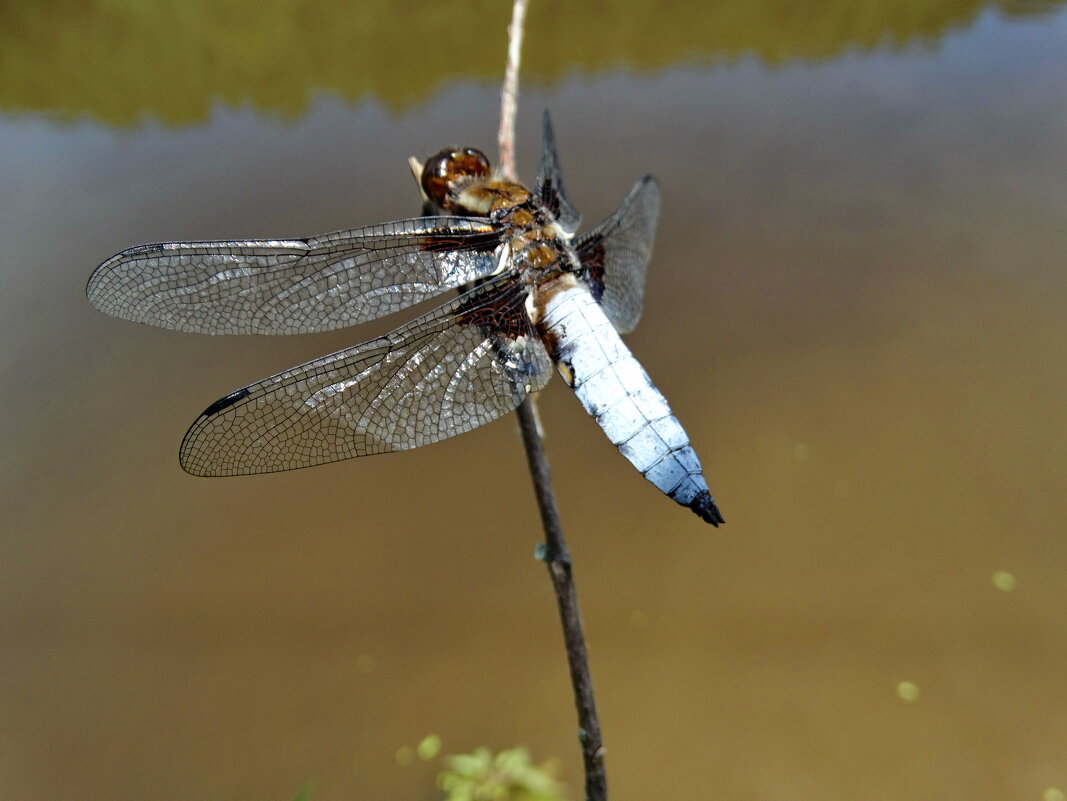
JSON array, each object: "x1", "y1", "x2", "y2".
[{"x1": 420, "y1": 147, "x2": 491, "y2": 208}]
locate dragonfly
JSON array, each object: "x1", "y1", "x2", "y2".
[{"x1": 87, "y1": 113, "x2": 725, "y2": 525}]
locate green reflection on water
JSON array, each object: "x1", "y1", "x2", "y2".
[{"x1": 1, "y1": 0, "x2": 1061, "y2": 126}]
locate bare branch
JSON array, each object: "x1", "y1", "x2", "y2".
[
  {"x1": 498, "y1": 0, "x2": 528, "y2": 181},
  {"x1": 516, "y1": 400, "x2": 608, "y2": 801}
]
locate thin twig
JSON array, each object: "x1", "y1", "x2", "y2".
[
  {"x1": 498, "y1": 3, "x2": 608, "y2": 799},
  {"x1": 515, "y1": 401, "x2": 608, "y2": 801},
  {"x1": 497, "y1": 0, "x2": 528, "y2": 181}
]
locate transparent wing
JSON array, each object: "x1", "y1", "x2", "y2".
[
  {"x1": 535, "y1": 110, "x2": 581, "y2": 234},
  {"x1": 575, "y1": 176, "x2": 661, "y2": 334},
  {"x1": 179, "y1": 274, "x2": 553, "y2": 476},
  {"x1": 87, "y1": 217, "x2": 506, "y2": 335}
]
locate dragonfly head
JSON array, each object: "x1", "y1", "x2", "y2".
[
  {"x1": 415, "y1": 147, "x2": 492, "y2": 212},
  {"x1": 411, "y1": 147, "x2": 532, "y2": 216}
]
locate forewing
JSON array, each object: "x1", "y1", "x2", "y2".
[
  {"x1": 179, "y1": 274, "x2": 553, "y2": 476},
  {"x1": 575, "y1": 176, "x2": 661, "y2": 334},
  {"x1": 87, "y1": 217, "x2": 505, "y2": 335},
  {"x1": 535, "y1": 110, "x2": 581, "y2": 234}
]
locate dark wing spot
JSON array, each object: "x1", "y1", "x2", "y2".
[
  {"x1": 540, "y1": 177, "x2": 562, "y2": 219},
  {"x1": 418, "y1": 228, "x2": 503, "y2": 253},
  {"x1": 455, "y1": 278, "x2": 532, "y2": 341},
  {"x1": 201, "y1": 387, "x2": 251, "y2": 417},
  {"x1": 576, "y1": 233, "x2": 607, "y2": 302}
]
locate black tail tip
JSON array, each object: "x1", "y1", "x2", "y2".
[{"x1": 690, "y1": 491, "x2": 725, "y2": 526}]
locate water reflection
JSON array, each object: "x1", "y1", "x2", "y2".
[
  {"x1": 0, "y1": 0, "x2": 1062, "y2": 125},
  {"x1": 2, "y1": 2, "x2": 1067, "y2": 801}
]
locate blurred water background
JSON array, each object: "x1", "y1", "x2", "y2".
[{"x1": 2, "y1": 1, "x2": 1066, "y2": 799}]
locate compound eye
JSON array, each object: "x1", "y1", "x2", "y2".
[{"x1": 420, "y1": 147, "x2": 491, "y2": 208}]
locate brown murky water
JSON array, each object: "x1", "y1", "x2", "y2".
[{"x1": 2, "y1": 2, "x2": 1066, "y2": 799}]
